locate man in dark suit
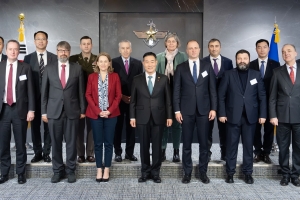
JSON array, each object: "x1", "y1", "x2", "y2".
[
  {"x1": 173, "y1": 40, "x2": 217, "y2": 184},
  {"x1": 24, "y1": 31, "x2": 57, "y2": 163},
  {"x1": 249, "y1": 39, "x2": 280, "y2": 164},
  {"x1": 0, "y1": 36, "x2": 7, "y2": 61},
  {"x1": 41, "y1": 41, "x2": 86, "y2": 183},
  {"x1": 202, "y1": 38, "x2": 233, "y2": 161},
  {"x1": 218, "y1": 49, "x2": 266, "y2": 184},
  {"x1": 269, "y1": 44, "x2": 300, "y2": 187},
  {"x1": 0, "y1": 40, "x2": 35, "y2": 184},
  {"x1": 130, "y1": 52, "x2": 172, "y2": 183},
  {"x1": 113, "y1": 40, "x2": 143, "y2": 162},
  {"x1": 69, "y1": 36, "x2": 97, "y2": 163}
]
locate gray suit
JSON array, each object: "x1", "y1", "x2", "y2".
[{"x1": 41, "y1": 61, "x2": 86, "y2": 174}]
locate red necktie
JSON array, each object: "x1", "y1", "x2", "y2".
[
  {"x1": 290, "y1": 66, "x2": 295, "y2": 84},
  {"x1": 7, "y1": 64, "x2": 13, "y2": 106},
  {"x1": 61, "y1": 64, "x2": 66, "y2": 88}
]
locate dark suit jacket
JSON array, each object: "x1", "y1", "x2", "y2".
[
  {"x1": 202, "y1": 55, "x2": 233, "y2": 87},
  {"x1": 85, "y1": 72, "x2": 122, "y2": 119},
  {"x1": 1, "y1": 54, "x2": 7, "y2": 62},
  {"x1": 130, "y1": 72, "x2": 172, "y2": 125},
  {"x1": 218, "y1": 68, "x2": 267, "y2": 124},
  {"x1": 269, "y1": 60, "x2": 300, "y2": 123},
  {"x1": 24, "y1": 51, "x2": 57, "y2": 97},
  {"x1": 112, "y1": 56, "x2": 143, "y2": 97},
  {"x1": 0, "y1": 61, "x2": 35, "y2": 119},
  {"x1": 41, "y1": 61, "x2": 86, "y2": 119},
  {"x1": 173, "y1": 59, "x2": 217, "y2": 116}
]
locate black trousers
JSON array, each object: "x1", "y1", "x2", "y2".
[
  {"x1": 208, "y1": 116, "x2": 227, "y2": 156},
  {"x1": 48, "y1": 110, "x2": 79, "y2": 174},
  {"x1": 253, "y1": 119, "x2": 274, "y2": 155},
  {"x1": 277, "y1": 122, "x2": 300, "y2": 178},
  {"x1": 226, "y1": 115, "x2": 256, "y2": 175},
  {"x1": 31, "y1": 95, "x2": 51, "y2": 155},
  {"x1": 182, "y1": 111, "x2": 209, "y2": 175},
  {"x1": 0, "y1": 103, "x2": 27, "y2": 175},
  {"x1": 114, "y1": 101, "x2": 136, "y2": 156},
  {"x1": 136, "y1": 116, "x2": 164, "y2": 177}
]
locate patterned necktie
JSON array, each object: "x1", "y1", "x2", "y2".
[
  {"x1": 39, "y1": 54, "x2": 45, "y2": 77},
  {"x1": 148, "y1": 76, "x2": 153, "y2": 95},
  {"x1": 7, "y1": 64, "x2": 13, "y2": 106},
  {"x1": 260, "y1": 61, "x2": 265, "y2": 78},
  {"x1": 61, "y1": 64, "x2": 66, "y2": 88},
  {"x1": 125, "y1": 60, "x2": 129, "y2": 74},
  {"x1": 84, "y1": 57, "x2": 88, "y2": 63},
  {"x1": 193, "y1": 61, "x2": 197, "y2": 83},
  {"x1": 213, "y1": 58, "x2": 219, "y2": 76},
  {"x1": 290, "y1": 66, "x2": 295, "y2": 84}
]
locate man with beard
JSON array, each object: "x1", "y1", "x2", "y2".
[
  {"x1": 41, "y1": 41, "x2": 86, "y2": 183},
  {"x1": 218, "y1": 49, "x2": 266, "y2": 184}
]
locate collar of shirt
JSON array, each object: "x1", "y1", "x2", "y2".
[
  {"x1": 145, "y1": 72, "x2": 156, "y2": 86},
  {"x1": 122, "y1": 56, "x2": 130, "y2": 66},
  {"x1": 6, "y1": 60, "x2": 18, "y2": 67},
  {"x1": 258, "y1": 57, "x2": 268, "y2": 66},
  {"x1": 36, "y1": 50, "x2": 48, "y2": 65},
  {"x1": 286, "y1": 62, "x2": 297, "y2": 81},
  {"x1": 188, "y1": 59, "x2": 200, "y2": 77},
  {"x1": 210, "y1": 55, "x2": 221, "y2": 70}
]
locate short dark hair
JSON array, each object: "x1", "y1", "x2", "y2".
[
  {"x1": 255, "y1": 39, "x2": 269, "y2": 47},
  {"x1": 143, "y1": 52, "x2": 156, "y2": 60},
  {"x1": 0, "y1": 36, "x2": 4, "y2": 44},
  {"x1": 208, "y1": 38, "x2": 221, "y2": 47},
  {"x1": 235, "y1": 49, "x2": 250, "y2": 60},
  {"x1": 34, "y1": 31, "x2": 48, "y2": 39},
  {"x1": 80, "y1": 36, "x2": 92, "y2": 44}
]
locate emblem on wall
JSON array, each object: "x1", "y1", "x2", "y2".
[{"x1": 133, "y1": 20, "x2": 169, "y2": 48}]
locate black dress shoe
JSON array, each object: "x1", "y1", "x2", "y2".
[
  {"x1": 162, "y1": 149, "x2": 166, "y2": 161},
  {"x1": 253, "y1": 154, "x2": 262, "y2": 163},
  {"x1": 244, "y1": 175, "x2": 254, "y2": 184},
  {"x1": 280, "y1": 177, "x2": 290, "y2": 186},
  {"x1": 31, "y1": 154, "x2": 43, "y2": 163},
  {"x1": 125, "y1": 154, "x2": 138, "y2": 161},
  {"x1": 114, "y1": 155, "x2": 122, "y2": 162},
  {"x1": 225, "y1": 175, "x2": 234, "y2": 183},
  {"x1": 138, "y1": 176, "x2": 150, "y2": 183},
  {"x1": 43, "y1": 154, "x2": 52, "y2": 162},
  {"x1": 18, "y1": 174, "x2": 26, "y2": 184},
  {"x1": 77, "y1": 156, "x2": 85, "y2": 163},
  {"x1": 96, "y1": 178, "x2": 102, "y2": 182},
  {"x1": 152, "y1": 176, "x2": 161, "y2": 183},
  {"x1": 0, "y1": 175, "x2": 8, "y2": 184},
  {"x1": 262, "y1": 154, "x2": 272, "y2": 164},
  {"x1": 199, "y1": 173, "x2": 210, "y2": 184},
  {"x1": 182, "y1": 174, "x2": 191, "y2": 184},
  {"x1": 67, "y1": 172, "x2": 76, "y2": 183},
  {"x1": 291, "y1": 178, "x2": 300, "y2": 187},
  {"x1": 172, "y1": 149, "x2": 180, "y2": 162},
  {"x1": 86, "y1": 156, "x2": 96, "y2": 162},
  {"x1": 51, "y1": 172, "x2": 65, "y2": 183}
]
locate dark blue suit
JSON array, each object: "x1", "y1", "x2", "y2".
[
  {"x1": 173, "y1": 59, "x2": 217, "y2": 175},
  {"x1": 202, "y1": 55, "x2": 233, "y2": 158},
  {"x1": 218, "y1": 68, "x2": 266, "y2": 175},
  {"x1": 250, "y1": 58, "x2": 280, "y2": 156},
  {"x1": 1, "y1": 54, "x2": 7, "y2": 62}
]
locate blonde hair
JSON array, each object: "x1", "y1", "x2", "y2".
[{"x1": 94, "y1": 52, "x2": 114, "y2": 73}]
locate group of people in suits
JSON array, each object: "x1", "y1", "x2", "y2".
[{"x1": 0, "y1": 32, "x2": 299, "y2": 187}]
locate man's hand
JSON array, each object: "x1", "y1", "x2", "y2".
[
  {"x1": 219, "y1": 117, "x2": 227, "y2": 123},
  {"x1": 166, "y1": 119, "x2": 172, "y2": 127},
  {"x1": 270, "y1": 118, "x2": 278, "y2": 126},
  {"x1": 208, "y1": 110, "x2": 216, "y2": 121},
  {"x1": 175, "y1": 113, "x2": 183, "y2": 124},
  {"x1": 27, "y1": 111, "x2": 34, "y2": 122},
  {"x1": 80, "y1": 114, "x2": 86, "y2": 119},
  {"x1": 122, "y1": 95, "x2": 131, "y2": 104},
  {"x1": 259, "y1": 118, "x2": 266, "y2": 124},
  {"x1": 130, "y1": 119, "x2": 136, "y2": 127},
  {"x1": 42, "y1": 115, "x2": 48, "y2": 123}
]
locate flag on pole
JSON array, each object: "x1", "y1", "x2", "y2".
[
  {"x1": 268, "y1": 23, "x2": 280, "y2": 62},
  {"x1": 18, "y1": 13, "x2": 27, "y2": 61}
]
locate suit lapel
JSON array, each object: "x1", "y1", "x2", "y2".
[
  {"x1": 279, "y1": 65, "x2": 294, "y2": 90},
  {"x1": 184, "y1": 61, "x2": 195, "y2": 84},
  {"x1": 15, "y1": 62, "x2": 23, "y2": 87},
  {"x1": 128, "y1": 57, "x2": 134, "y2": 76},
  {"x1": 291, "y1": 65, "x2": 300, "y2": 93},
  {"x1": 65, "y1": 63, "x2": 75, "y2": 89},
  {"x1": 219, "y1": 56, "x2": 225, "y2": 75},
  {"x1": 142, "y1": 73, "x2": 151, "y2": 96},
  {"x1": 244, "y1": 69, "x2": 253, "y2": 95},
  {"x1": 151, "y1": 74, "x2": 161, "y2": 95},
  {"x1": 118, "y1": 56, "x2": 127, "y2": 76},
  {"x1": 54, "y1": 62, "x2": 63, "y2": 89},
  {"x1": 232, "y1": 69, "x2": 244, "y2": 94}
]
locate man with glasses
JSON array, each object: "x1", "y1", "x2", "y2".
[
  {"x1": 24, "y1": 31, "x2": 57, "y2": 163},
  {"x1": 41, "y1": 41, "x2": 86, "y2": 183}
]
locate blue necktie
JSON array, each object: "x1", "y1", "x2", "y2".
[
  {"x1": 260, "y1": 61, "x2": 265, "y2": 78},
  {"x1": 148, "y1": 76, "x2": 153, "y2": 95},
  {"x1": 193, "y1": 61, "x2": 197, "y2": 83}
]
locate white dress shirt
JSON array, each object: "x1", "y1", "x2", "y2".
[
  {"x1": 286, "y1": 62, "x2": 297, "y2": 81},
  {"x1": 145, "y1": 72, "x2": 156, "y2": 87},
  {"x1": 3, "y1": 60, "x2": 18, "y2": 103},
  {"x1": 258, "y1": 57, "x2": 268, "y2": 75},
  {"x1": 58, "y1": 61, "x2": 70, "y2": 83},
  {"x1": 122, "y1": 56, "x2": 130, "y2": 67},
  {"x1": 188, "y1": 59, "x2": 200, "y2": 78},
  {"x1": 210, "y1": 55, "x2": 221, "y2": 71},
  {"x1": 0, "y1": 53, "x2": 2, "y2": 62},
  {"x1": 36, "y1": 50, "x2": 48, "y2": 66}
]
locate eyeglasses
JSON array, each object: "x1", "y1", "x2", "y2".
[
  {"x1": 35, "y1": 38, "x2": 47, "y2": 41},
  {"x1": 57, "y1": 49, "x2": 70, "y2": 53}
]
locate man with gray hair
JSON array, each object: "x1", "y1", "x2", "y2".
[
  {"x1": 112, "y1": 40, "x2": 143, "y2": 162},
  {"x1": 41, "y1": 41, "x2": 86, "y2": 183}
]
